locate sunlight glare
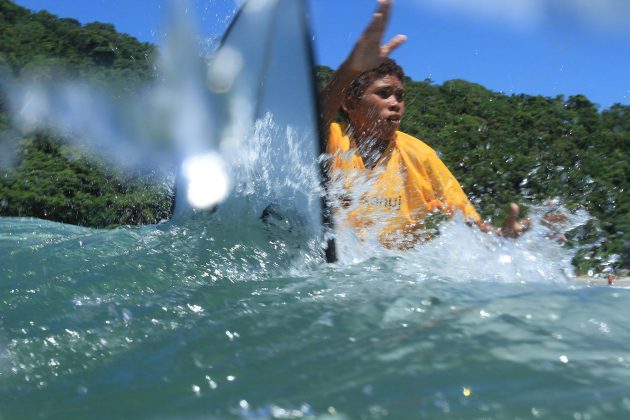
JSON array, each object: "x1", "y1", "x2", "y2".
[{"x1": 182, "y1": 152, "x2": 230, "y2": 209}]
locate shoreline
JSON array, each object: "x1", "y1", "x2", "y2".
[{"x1": 573, "y1": 275, "x2": 630, "y2": 287}]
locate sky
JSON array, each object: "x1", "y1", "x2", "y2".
[{"x1": 12, "y1": 0, "x2": 630, "y2": 110}]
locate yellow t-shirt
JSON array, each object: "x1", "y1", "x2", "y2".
[{"x1": 327, "y1": 122, "x2": 481, "y2": 248}]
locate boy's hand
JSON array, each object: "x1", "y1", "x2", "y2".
[
  {"x1": 499, "y1": 203, "x2": 531, "y2": 238},
  {"x1": 346, "y1": 0, "x2": 407, "y2": 74}
]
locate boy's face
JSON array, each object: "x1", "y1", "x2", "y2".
[{"x1": 344, "y1": 75, "x2": 405, "y2": 141}]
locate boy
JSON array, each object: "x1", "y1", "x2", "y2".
[{"x1": 321, "y1": 0, "x2": 527, "y2": 248}]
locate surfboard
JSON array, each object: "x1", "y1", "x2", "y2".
[{"x1": 172, "y1": 0, "x2": 337, "y2": 262}]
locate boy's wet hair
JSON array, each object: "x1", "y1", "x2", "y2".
[{"x1": 347, "y1": 58, "x2": 405, "y2": 99}]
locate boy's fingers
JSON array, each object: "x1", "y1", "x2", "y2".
[
  {"x1": 363, "y1": 13, "x2": 385, "y2": 38},
  {"x1": 364, "y1": 0, "x2": 392, "y2": 38},
  {"x1": 382, "y1": 34, "x2": 407, "y2": 54},
  {"x1": 375, "y1": 0, "x2": 392, "y2": 26}
]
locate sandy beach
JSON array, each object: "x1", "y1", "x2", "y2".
[{"x1": 573, "y1": 275, "x2": 630, "y2": 287}]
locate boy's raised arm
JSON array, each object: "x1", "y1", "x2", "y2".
[{"x1": 320, "y1": 0, "x2": 406, "y2": 133}]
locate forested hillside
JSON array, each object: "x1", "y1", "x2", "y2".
[
  {"x1": 0, "y1": 0, "x2": 172, "y2": 226},
  {"x1": 0, "y1": 0, "x2": 153, "y2": 86},
  {"x1": 0, "y1": 0, "x2": 628, "y2": 272}
]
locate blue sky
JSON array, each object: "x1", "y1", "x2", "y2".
[{"x1": 13, "y1": 0, "x2": 630, "y2": 110}]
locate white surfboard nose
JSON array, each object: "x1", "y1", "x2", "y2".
[{"x1": 172, "y1": 0, "x2": 336, "y2": 261}]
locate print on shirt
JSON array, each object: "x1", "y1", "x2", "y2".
[{"x1": 359, "y1": 195, "x2": 402, "y2": 211}]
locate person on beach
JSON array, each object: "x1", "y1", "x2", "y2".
[{"x1": 320, "y1": 0, "x2": 529, "y2": 249}]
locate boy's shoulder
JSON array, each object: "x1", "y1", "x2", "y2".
[{"x1": 395, "y1": 131, "x2": 439, "y2": 161}]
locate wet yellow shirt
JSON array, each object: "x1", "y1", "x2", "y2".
[{"x1": 327, "y1": 122, "x2": 481, "y2": 248}]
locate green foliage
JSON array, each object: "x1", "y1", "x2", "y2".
[
  {"x1": 0, "y1": 135, "x2": 172, "y2": 227},
  {"x1": 0, "y1": 0, "x2": 170, "y2": 228},
  {"x1": 317, "y1": 65, "x2": 629, "y2": 272},
  {"x1": 0, "y1": 0, "x2": 155, "y2": 88}
]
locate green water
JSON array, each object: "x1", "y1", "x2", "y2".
[{"x1": 1, "y1": 216, "x2": 629, "y2": 419}]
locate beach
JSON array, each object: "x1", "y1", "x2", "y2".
[{"x1": 574, "y1": 275, "x2": 630, "y2": 287}]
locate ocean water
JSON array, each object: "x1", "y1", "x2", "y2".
[
  {"x1": 2, "y1": 214, "x2": 629, "y2": 419},
  {"x1": 2, "y1": 2, "x2": 629, "y2": 417}
]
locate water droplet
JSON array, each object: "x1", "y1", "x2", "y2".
[
  {"x1": 207, "y1": 46, "x2": 244, "y2": 93},
  {"x1": 206, "y1": 375, "x2": 218, "y2": 389},
  {"x1": 187, "y1": 304, "x2": 203, "y2": 313},
  {"x1": 498, "y1": 255, "x2": 512, "y2": 264},
  {"x1": 45, "y1": 336, "x2": 58, "y2": 346},
  {"x1": 65, "y1": 329, "x2": 80, "y2": 338},
  {"x1": 122, "y1": 308, "x2": 133, "y2": 323},
  {"x1": 225, "y1": 330, "x2": 240, "y2": 341}
]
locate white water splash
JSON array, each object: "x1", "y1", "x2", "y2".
[{"x1": 331, "y1": 192, "x2": 591, "y2": 283}]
